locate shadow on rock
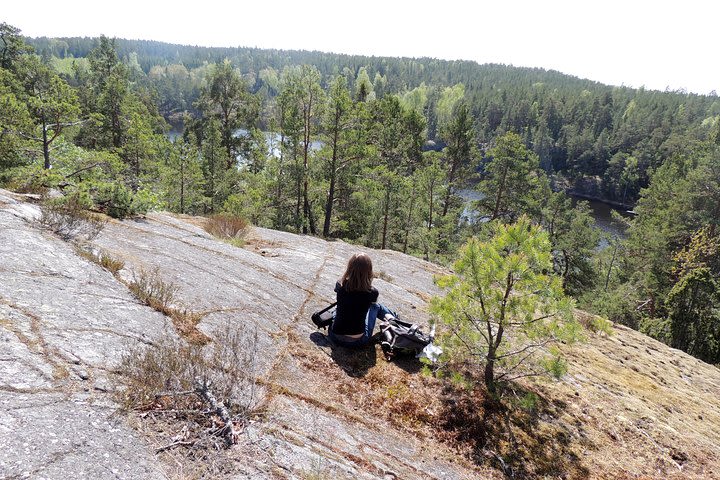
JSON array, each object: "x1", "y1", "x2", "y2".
[
  {"x1": 309, "y1": 331, "x2": 332, "y2": 348},
  {"x1": 332, "y1": 344, "x2": 377, "y2": 378},
  {"x1": 383, "y1": 353, "x2": 423, "y2": 375},
  {"x1": 440, "y1": 383, "x2": 590, "y2": 479},
  {"x1": 310, "y1": 331, "x2": 427, "y2": 378},
  {"x1": 309, "y1": 332, "x2": 377, "y2": 377}
]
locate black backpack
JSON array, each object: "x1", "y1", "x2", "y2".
[{"x1": 378, "y1": 316, "x2": 434, "y2": 360}]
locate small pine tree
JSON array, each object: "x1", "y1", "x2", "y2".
[{"x1": 432, "y1": 216, "x2": 581, "y2": 394}]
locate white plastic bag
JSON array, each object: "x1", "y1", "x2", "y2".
[{"x1": 418, "y1": 343, "x2": 443, "y2": 363}]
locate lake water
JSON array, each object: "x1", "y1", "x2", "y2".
[
  {"x1": 458, "y1": 189, "x2": 629, "y2": 242},
  {"x1": 573, "y1": 197, "x2": 629, "y2": 240},
  {"x1": 165, "y1": 127, "x2": 323, "y2": 160}
]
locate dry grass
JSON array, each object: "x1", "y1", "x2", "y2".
[
  {"x1": 127, "y1": 267, "x2": 209, "y2": 345},
  {"x1": 320, "y1": 345, "x2": 590, "y2": 478},
  {"x1": 76, "y1": 248, "x2": 125, "y2": 277},
  {"x1": 117, "y1": 321, "x2": 262, "y2": 475},
  {"x1": 204, "y1": 214, "x2": 249, "y2": 240},
  {"x1": 289, "y1": 306, "x2": 720, "y2": 479},
  {"x1": 118, "y1": 321, "x2": 261, "y2": 415},
  {"x1": 128, "y1": 267, "x2": 178, "y2": 311}
]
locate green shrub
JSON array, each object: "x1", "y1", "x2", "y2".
[
  {"x1": 542, "y1": 353, "x2": 568, "y2": 379},
  {"x1": 518, "y1": 392, "x2": 539, "y2": 412},
  {"x1": 96, "y1": 182, "x2": 134, "y2": 219},
  {"x1": 639, "y1": 316, "x2": 672, "y2": 345},
  {"x1": 579, "y1": 284, "x2": 642, "y2": 329},
  {"x1": 5, "y1": 164, "x2": 63, "y2": 194},
  {"x1": 130, "y1": 187, "x2": 160, "y2": 216}
]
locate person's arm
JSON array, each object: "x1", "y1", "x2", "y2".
[{"x1": 370, "y1": 287, "x2": 379, "y2": 303}]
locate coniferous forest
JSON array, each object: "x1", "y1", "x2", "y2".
[{"x1": 2, "y1": 23, "x2": 719, "y2": 365}]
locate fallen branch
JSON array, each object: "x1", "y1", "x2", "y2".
[
  {"x1": 194, "y1": 377, "x2": 237, "y2": 447},
  {"x1": 156, "y1": 440, "x2": 195, "y2": 453},
  {"x1": 65, "y1": 162, "x2": 102, "y2": 179},
  {"x1": 483, "y1": 449, "x2": 513, "y2": 478},
  {"x1": 635, "y1": 425, "x2": 682, "y2": 470}
]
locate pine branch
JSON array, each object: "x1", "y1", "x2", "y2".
[{"x1": 494, "y1": 338, "x2": 556, "y2": 360}]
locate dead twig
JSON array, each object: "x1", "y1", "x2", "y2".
[
  {"x1": 635, "y1": 426, "x2": 683, "y2": 471},
  {"x1": 194, "y1": 378, "x2": 237, "y2": 447},
  {"x1": 156, "y1": 440, "x2": 196, "y2": 453},
  {"x1": 483, "y1": 448, "x2": 514, "y2": 478}
]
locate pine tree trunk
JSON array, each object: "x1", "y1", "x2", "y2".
[
  {"x1": 41, "y1": 116, "x2": 51, "y2": 169},
  {"x1": 403, "y1": 182, "x2": 416, "y2": 253},
  {"x1": 323, "y1": 111, "x2": 341, "y2": 237},
  {"x1": 382, "y1": 187, "x2": 390, "y2": 250},
  {"x1": 492, "y1": 163, "x2": 509, "y2": 220},
  {"x1": 180, "y1": 157, "x2": 185, "y2": 214},
  {"x1": 324, "y1": 173, "x2": 336, "y2": 237},
  {"x1": 484, "y1": 357, "x2": 496, "y2": 394}
]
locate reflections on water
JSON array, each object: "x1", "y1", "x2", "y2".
[
  {"x1": 458, "y1": 189, "x2": 630, "y2": 245},
  {"x1": 573, "y1": 197, "x2": 630, "y2": 240},
  {"x1": 165, "y1": 127, "x2": 323, "y2": 161},
  {"x1": 167, "y1": 127, "x2": 183, "y2": 142}
]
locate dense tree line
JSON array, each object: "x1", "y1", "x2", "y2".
[
  {"x1": 27, "y1": 35, "x2": 720, "y2": 207},
  {"x1": 2, "y1": 25, "x2": 718, "y2": 365}
]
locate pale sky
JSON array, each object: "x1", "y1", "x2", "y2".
[{"x1": 4, "y1": 0, "x2": 719, "y2": 94}]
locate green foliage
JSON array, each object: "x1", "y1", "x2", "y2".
[
  {"x1": 354, "y1": 67, "x2": 374, "y2": 102},
  {"x1": 3, "y1": 164, "x2": 63, "y2": 193},
  {"x1": 0, "y1": 22, "x2": 31, "y2": 71},
  {"x1": 25, "y1": 33, "x2": 720, "y2": 207},
  {"x1": 517, "y1": 391, "x2": 539, "y2": 412},
  {"x1": 15, "y1": 55, "x2": 81, "y2": 168},
  {"x1": 0, "y1": 68, "x2": 32, "y2": 169},
  {"x1": 542, "y1": 193, "x2": 600, "y2": 295},
  {"x1": 432, "y1": 216, "x2": 579, "y2": 393},
  {"x1": 541, "y1": 349, "x2": 569, "y2": 379},
  {"x1": 196, "y1": 60, "x2": 258, "y2": 164},
  {"x1": 663, "y1": 229, "x2": 720, "y2": 363},
  {"x1": 436, "y1": 84, "x2": 465, "y2": 132},
  {"x1": 96, "y1": 182, "x2": 133, "y2": 219},
  {"x1": 160, "y1": 139, "x2": 205, "y2": 214},
  {"x1": 479, "y1": 132, "x2": 549, "y2": 221},
  {"x1": 639, "y1": 317, "x2": 673, "y2": 345},
  {"x1": 581, "y1": 278, "x2": 642, "y2": 329},
  {"x1": 129, "y1": 188, "x2": 160, "y2": 215}
]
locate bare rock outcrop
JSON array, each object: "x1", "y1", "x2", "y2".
[
  {"x1": 1, "y1": 188, "x2": 719, "y2": 479},
  {"x1": 0, "y1": 190, "x2": 170, "y2": 479}
]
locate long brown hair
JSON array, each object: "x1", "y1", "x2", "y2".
[{"x1": 341, "y1": 253, "x2": 373, "y2": 292}]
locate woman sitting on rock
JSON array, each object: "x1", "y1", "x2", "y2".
[{"x1": 330, "y1": 252, "x2": 395, "y2": 347}]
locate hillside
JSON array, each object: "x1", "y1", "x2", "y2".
[{"x1": 1, "y1": 188, "x2": 718, "y2": 479}]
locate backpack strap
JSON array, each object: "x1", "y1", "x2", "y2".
[{"x1": 317, "y1": 302, "x2": 337, "y2": 315}]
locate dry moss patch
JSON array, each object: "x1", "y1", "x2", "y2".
[{"x1": 283, "y1": 313, "x2": 720, "y2": 480}]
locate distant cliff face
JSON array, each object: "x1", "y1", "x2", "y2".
[{"x1": 1, "y1": 188, "x2": 718, "y2": 479}]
